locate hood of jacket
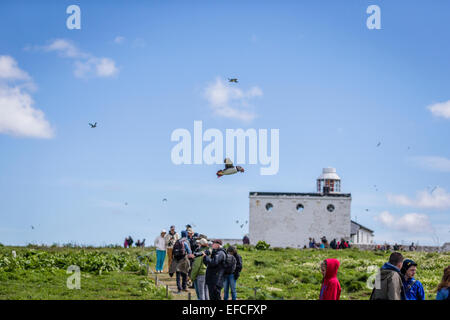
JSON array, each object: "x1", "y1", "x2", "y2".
[
  {"x1": 380, "y1": 262, "x2": 403, "y2": 281},
  {"x1": 324, "y1": 258, "x2": 340, "y2": 280}
]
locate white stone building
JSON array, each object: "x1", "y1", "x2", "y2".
[
  {"x1": 249, "y1": 168, "x2": 374, "y2": 248},
  {"x1": 350, "y1": 220, "x2": 374, "y2": 244}
]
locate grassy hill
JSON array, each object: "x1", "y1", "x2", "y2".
[{"x1": 0, "y1": 244, "x2": 448, "y2": 300}]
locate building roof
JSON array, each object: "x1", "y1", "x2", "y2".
[
  {"x1": 351, "y1": 220, "x2": 374, "y2": 234},
  {"x1": 317, "y1": 167, "x2": 341, "y2": 180},
  {"x1": 249, "y1": 192, "x2": 351, "y2": 198}
]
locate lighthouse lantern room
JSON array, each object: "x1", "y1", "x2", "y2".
[{"x1": 317, "y1": 167, "x2": 341, "y2": 194}]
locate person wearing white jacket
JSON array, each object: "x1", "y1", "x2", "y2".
[{"x1": 154, "y1": 230, "x2": 167, "y2": 273}]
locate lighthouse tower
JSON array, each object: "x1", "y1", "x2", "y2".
[{"x1": 317, "y1": 167, "x2": 341, "y2": 194}]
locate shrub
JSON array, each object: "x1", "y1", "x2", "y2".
[{"x1": 256, "y1": 241, "x2": 270, "y2": 250}]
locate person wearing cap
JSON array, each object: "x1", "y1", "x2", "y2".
[
  {"x1": 154, "y1": 229, "x2": 167, "y2": 273},
  {"x1": 164, "y1": 225, "x2": 179, "y2": 271},
  {"x1": 191, "y1": 238, "x2": 210, "y2": 300},
  {"x1": 401, "y1": 259, "x2": 425, "y2": 300},
  {"x1": 202, "y1": 239, "x2": 227, "y2": 300}
]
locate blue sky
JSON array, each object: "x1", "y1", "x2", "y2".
[{"x1": 1, "y1": 0, "x2": 449, "y2": 246}]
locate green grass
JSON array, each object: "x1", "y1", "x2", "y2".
[
  {"x1": 231, "y1": 245, "x2": 448, "y2": 300},
  {"x1": 1, "y1": 245, "x2": 448, "y2": 300},
  {"x1": 0, "y1": 246, "x2": 170, "y2": 300}
]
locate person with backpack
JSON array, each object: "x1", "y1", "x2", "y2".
[
  {"x1": 401, "y1": 259, "x2": 425, "y2": 300},
  {"x1": 186, "y1": 228, "x2": 199, "y2": 288},
  {"x1": 202, "y1": 239, "x2": 228, "y2": 300},
  {"x1": 165, "y1": 225, "x2": 179, "y2": 272},
  {"x1": 169, "y1": 238, "x2": 193, "y2": 293},
  {"x1": 330, "y1": 239, "x2": 337, "y2": 250},
  {"x1": 223, "y1": 246, "x2": 242, "y2": 300},
  {"x1": 127, "y1": 236, "x2": 134, "y2": 248},
  {"x1": 436, "y1": 265, "x2": 450, "y2": 300},
  {"x1": 370, "y1": 252, "x2": 406, "y2": 300},
  {"x1": 154, "y1": 230, "x2": 167, "y2": 273},
  {"x1": 191, "y1": 238, "x2": 210, "y2": 300},
  {"x1": 319, "y1": 258, "x2": 341, "y2": 300}
]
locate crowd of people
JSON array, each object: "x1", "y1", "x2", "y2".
[
  {"x1": 153, "y1": 224, "x2": 243, "y2": 300},
  {"x1": 308, "y1": 236, "x2": 351, "y2": 249},
  {"x1": 319, "y1": 252, "x2": 449, "y2": 300},
  {"x1": 375, "y1": 242, "x2": 418, "y2": 252},
  {"x1": 123, "y1": 236, "x2": 145, "y2": 248},
  {"x1": 131, "y1": 229, "x2": 449, "y2": 301}
]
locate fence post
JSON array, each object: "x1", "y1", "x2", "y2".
[
  {"x1": 166, "y1": 285, "x2": 169, "y2": 298},
  {"x1": 146, "y1": 264, "x2": 149, "y2": 276},
  {"x1": 155, "y1": 275, "x2": 158, "y2": 286},
  {"x1": 188, "y1": 292, "x2": 191, "y2": 300}
]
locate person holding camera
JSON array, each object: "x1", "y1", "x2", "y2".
[
  {"x1": 191, "y1": 238, "x2": 210, "y2": 300},
  {"x1": 186, "y1": 228, "x2": 198, "y2": 288},
  {"x1": 202, "y1": 239, "x2": 227, "y2": 300}
]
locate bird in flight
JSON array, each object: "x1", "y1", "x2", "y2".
[
  {"x1": 31, "y1": 225, "x2": 34, "y2": 230},
  {"x1": 431, "y1": 186, "x2": 438, "y2": 194},
  {"x1": 124, "y1": 202, "x2": 128, "y2": 206},
  {"x1": 89, "y1": 122, "x2": 97, "y2": 128},
  {"x1": 162, "y1": 198, "x2": 167, "y2": 203},
  {"x1": 228, "y1": 78, "x2": 238, "y2": 83},
  {"x1": 376, "y1": 142, "x2": 381, "y2": 147},
  {"x1": 217, "y1": 158, "x2": 245, "y2": 178}
]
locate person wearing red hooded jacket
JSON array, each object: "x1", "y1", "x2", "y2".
[{"x1": 319, "y1": 258, "x2": 341, "y2": 300}]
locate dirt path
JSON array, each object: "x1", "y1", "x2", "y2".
[{"x1": 149, "y1": 269, "x2": 196, "y2": 300}]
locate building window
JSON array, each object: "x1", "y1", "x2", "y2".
[
  {"x1": 327, "y1": 204, "x2": 335, "y2": 212},
  {"x1": 296, "y1": 204, "x2": 304, "y2": 213},
  {"x1": 265, "y1": 203, "x2": 273, "y2": 212}
]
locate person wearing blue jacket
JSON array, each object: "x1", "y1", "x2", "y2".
[{"x1": 401, "y1": 259, "x2": 425, "y2": 300}]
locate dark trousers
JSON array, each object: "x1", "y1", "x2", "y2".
[
  {"x1": 208, "y1": 284, "x2": 222, "y2": 300},
  {"x1": 176, "y1": 272, "x2": 187, "y2": 290}
]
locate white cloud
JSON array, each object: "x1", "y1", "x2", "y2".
[
  {"x1": 387, "y1": 187, "x2": 450, "y2": 209},
  {"x1": 114, "y1": 36, "x2": 125, "y2": 44},
  {"x1": 43, "y1": 39, "x2": 87, "y2": 59},
  {"x1": 427, "y1": 100, "x2": 450, "y2": 119},
  {"x1": 74, "y1": 58, "x2": 118, "y2": 78},
  {"x1": 409, "y1": 156, "x2": 450, "y2": 172},
  {"x1": 95, "y1": 58, "x2": 118, "y2": 77},
  {"x1": 0, "y1": 56, "x2": 53, "y2": 138},
  {"x1": 39, "y1": 39, "x2": 118, "y2": 78},
  {"x1": 0, "y1": 56, "x2": 31, "y2": 80},
  {"x1": 375, "y1": 211, "x2": 434, "y2": 233},
  {"x1": 204, "y1": 78, "x2": 262, "y2": 122}
]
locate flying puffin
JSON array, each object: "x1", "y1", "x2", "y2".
[
  {"x1": 217, "y1": 158, "x2": 244, "y2": 178},
  {"x1": 228, "y1": 78, "x2": 238, "y2": 83}
]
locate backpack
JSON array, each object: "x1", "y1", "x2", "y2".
[
  {"x1": 222, "y1": 250, "x2": 237, "y2": 275},
  {"x1": 173, "y1": 239, "x2": 186, "y2": 260}
]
